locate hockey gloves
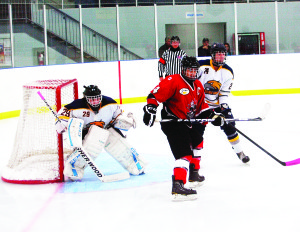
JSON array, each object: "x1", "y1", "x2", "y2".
[
  {"x1": 220, "y1": 103, "x2": 232, "y2": 116},
  {"x1": 220, "y1": 103, "x2": 235, "y2": 126},
  {"x1": 55, "y1": 119, "x2": 67, "y2": 134},
  {"x1": 211, "y1": 112, "x2": 225, "y2": 126},
  {"x1": 143, "y1": 104, "x2": 157, "y2": 127}
]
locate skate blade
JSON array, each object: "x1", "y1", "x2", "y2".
[
  {"x1": 188, "y1": 181, "x2": 204, "y2": 189},
  {"x1": 172, "y1": 193, "x2": 198, "y2": 201}
]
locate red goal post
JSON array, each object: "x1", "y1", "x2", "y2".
[{"x1": 1, "y1": 79, "x2": 78, "y2": 184}]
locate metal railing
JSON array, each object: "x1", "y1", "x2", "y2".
[
  {"x1": 25, "y1": 0, "x2": 291, "y2": 8},
  {"x1": 0, "y1": 0, "x2": 294, "y2": 9},
  {"x1": 0, "y1": 1, "x2": 143, "y2": 61},
  {"x1": 32, "y1": 4, "x2": 142, "y2": 61}
]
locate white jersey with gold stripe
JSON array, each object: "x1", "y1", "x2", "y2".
[
  {"x1": 57, "y1": 96, "x2": 121, "y2": 130},
  {"x1": 198, "y1": 59, "x2": 234, "y2": 109}
]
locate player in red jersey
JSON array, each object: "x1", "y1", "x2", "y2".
[{"x1": 143, "y1": 56, "x2": 225, "y2": 201}]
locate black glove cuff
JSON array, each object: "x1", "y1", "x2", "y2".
[{"x1": 144, "y1": 104, "x2": 157, "y2": 114}]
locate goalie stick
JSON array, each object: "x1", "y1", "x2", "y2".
[
  {"x1": 76, "y1": 147, "x2": 130, "y2": 182},
  {"x1": 37, "y1": 91, "x2": 130, "y2": 182}
]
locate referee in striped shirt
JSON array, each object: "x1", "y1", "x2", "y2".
[{"x1": 158, "y1": 36, "x2": 186, "y2": 82}]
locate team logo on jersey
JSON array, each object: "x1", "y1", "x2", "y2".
[
  {"x1": 180, "y1": 88, "x2": 189, "y2": 95},
  {"x1": 186, "y1": 100, "x2": 197, "y2": 119},
  {"x1": 204, "y1": 80, "x2": 221, "y2": 95}
]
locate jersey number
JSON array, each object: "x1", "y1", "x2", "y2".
[
  {"x1": 153, "y1": 86, "x2": 160, "y2": 94},
  {"x1": 83, "y1": 111, "x2": 90, "y2": 117},
  {"x1": 61, "y1": 108, "x2": 70, "y2": 117}
]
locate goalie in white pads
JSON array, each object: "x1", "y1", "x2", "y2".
[{"x1": 55, "y1": 85, "x2": 146, "y2": 180}]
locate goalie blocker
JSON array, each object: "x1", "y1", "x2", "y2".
[{"x1": 64, "y1": 116, "x2": 146, "y2": 180}]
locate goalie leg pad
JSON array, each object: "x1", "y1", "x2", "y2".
[
  {"x1": 64, "y1": 149, "x2": 86, "y2": 180},
  {"x1": 104, "y1": 128, "x2": 146, "y2": 175},
  {"x1": 67, "y1": 118, "x2": 84, "y2": 148},
  {"x1": 83, "y1": 125, "x2": 110, "y2": 160}
]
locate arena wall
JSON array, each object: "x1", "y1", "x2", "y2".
[{"x1": 1, "y1": 53, "x2": 300, "y2": 119}]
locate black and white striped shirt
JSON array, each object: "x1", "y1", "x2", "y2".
[{"x1": 158, "y1": 47, "x2": 186, "y2": 79}]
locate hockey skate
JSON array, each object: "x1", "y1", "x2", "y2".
[
  {"x1": 237, "y1": 151, "x2": 250, "y2": 163},
  {"x1": 188, "y1": 163, "x2": 205, "y2": 188},
  {"x1": 172, "y1": 175, "x2": 197, "y2": 201}
]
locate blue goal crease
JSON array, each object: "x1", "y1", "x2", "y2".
[{"x1": 60, "y1": 152, "x2": 173, "y2": 193}]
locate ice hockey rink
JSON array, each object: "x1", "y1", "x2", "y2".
[{"x1": 1, "y1": 94, "x2": 300, "y2": 232}]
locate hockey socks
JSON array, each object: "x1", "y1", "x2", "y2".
[{"x1": 173, "y1": 155, "x2": 192, "y2": 184}]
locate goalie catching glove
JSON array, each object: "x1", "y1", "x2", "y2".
[
  {"x1": 143, "y1": 104, "x2": 157, "y2": 127},
  {"x1": 113, "y1": 112, "x2": 136, "y2": 131}
]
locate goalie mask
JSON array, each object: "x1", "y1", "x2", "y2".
[
  {"x1": 211, "y1": 43, "x2": 227, "y2": 67},
  {"x1": 83, "y1": 85, "x2": 102, "y2": 108},
  {"x1": 181, "y1": 56, "x2": 200, "y2": 81}
]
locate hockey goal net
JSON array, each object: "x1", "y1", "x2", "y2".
[{"x1": 1, "y1": 79, "x2": 78, "y2": 184}]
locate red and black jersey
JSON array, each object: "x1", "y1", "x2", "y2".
[{"x1": 147, "y1": 74, "x2": 209, "y2": 120}]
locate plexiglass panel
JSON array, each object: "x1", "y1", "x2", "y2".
[
  {"x1": 236, "y1": 3, "x2": 276, "y2": 54},
  {"x1": 119, "y1": 5, "x2": 155, "y2": 60},
  {"x1": 10, "y1": 2, "x2": 47, "y2": 68},
  {"x1": 80, "y1": 6, "x2": 118, "y2": 61},
  {"x1": 1, "y1": 1, "x2": 300, "y2": 69},
  {"x1": 195, "y1": 4, "x2": 234, "y2": 56},
  {"x1": 277, "y1": 2, "x2": 300, "y2": 54},
  {"x1": 0, "y1": 3, "x2": 12, "y2": 68},
  {"x1": 157, "y1": 4, "x2": 195, "y2": 57}
]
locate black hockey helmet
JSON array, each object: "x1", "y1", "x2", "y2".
[
  {"x1": 210, "y1": 43, "x2": 227, "y2": 66},
  {"x1": 181, "y1": 56, "x2": 200, "y2": 81},
  {"x1": 83, "y1": 85, "x2": 102, "y2": 107}
]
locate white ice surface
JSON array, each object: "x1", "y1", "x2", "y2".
[{"x1": 1, "y1": 94, "x2": 300, "y2": 232}]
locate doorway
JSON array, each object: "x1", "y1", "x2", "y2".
[{"x1": 166, "y1": 23, "x2": 226, "y2": 56}]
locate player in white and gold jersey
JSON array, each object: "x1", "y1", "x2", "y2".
[{"x1": 197, "y1": 43, "x2": 250, "y2": 164}]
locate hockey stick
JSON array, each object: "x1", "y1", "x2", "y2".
[
  {"x1": 160, "y1": 117, "x2": 263, "y2": 123},
  {"x1": 37, "y1": 91, "x2": 61, "y2": 122},
  {"x1": 233, "y1": 125, "x2": 300, "y2": 166},
  {"x1": 37, "y1": 91, "x2": 130, "y2": 182},
  {"x1": 159, "y1": 103, "x2": 271, "y2": 123}
]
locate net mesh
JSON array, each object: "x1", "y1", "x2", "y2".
[{"x1": 2, "y1": 79, "x2": 78, "y2": 184}]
